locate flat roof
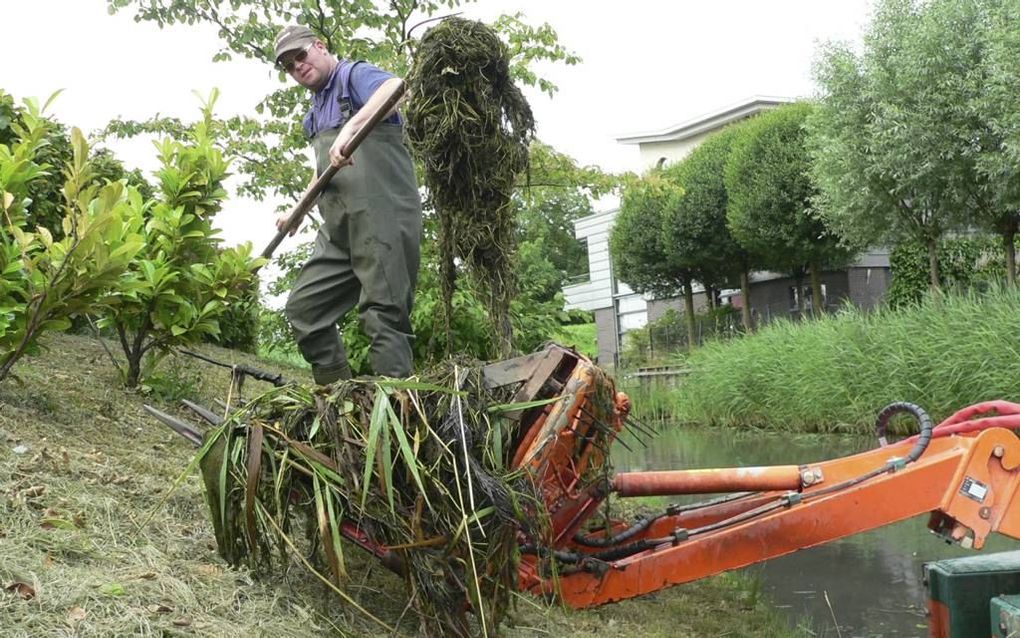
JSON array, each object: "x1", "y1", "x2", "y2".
[{"x1": 616, "y1": 95, "x2": 796, "y2": 145}]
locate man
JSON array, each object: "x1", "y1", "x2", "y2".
[{"x1": 274, "y1": 25, "x2": 422, "y2": 384}]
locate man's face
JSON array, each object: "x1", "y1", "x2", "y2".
[{"x1": 282, "y1": 40, "x2": 333, "y2": 91}]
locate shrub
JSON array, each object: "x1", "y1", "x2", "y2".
[
  {"x1": 95, "y1": 92, "x2": 264, "y2": 387},
  {"x1": 0, "y1": 99, "x2": 144, "y2": 382}
]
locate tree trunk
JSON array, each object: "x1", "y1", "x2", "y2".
[
  {"x1": 794, "y1": 272, "x2": 805, "y2": 316},
  {"x1": 490, "y1": 284, "x2": 514, "y2": 359},
  {"x1": 739, "y1": 269, "x2": 753, "y2": 333},
  {"x1": 706, "y1": 285, "x2": 717, "y2": 311},
  {"x1": 0, "y1": 293, "x2": 48, "y2": 382},
  {"x1": 126, "y1": 352, "x2": 142, "y2": 388},
  {"x1": 809, "y1": 262, "x2": 824, "y2": 318},
  {"x1": 683, "y1": 281, "x2": 697, "y2": 352},
  {"x1": 927, "y1": 237, "x2": 941, "y2": 294},
  {"x1": 1005, "y1": 227, "x2": 1017, "y2": 287},
  {"x1": 119, "y1": 312, "x2": 152, "y2": 388}
]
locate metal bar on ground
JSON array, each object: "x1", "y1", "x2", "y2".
[{"x1": 143, "y1": 405, "x2": 203, "y2": 447}]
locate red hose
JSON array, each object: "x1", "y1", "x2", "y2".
[
  {"x1": 938, "y1": 401, "x2": 1020, "y2": 427},
  {"x1": 901, "y1": 401, "x2": 1020, "y2": 443}
]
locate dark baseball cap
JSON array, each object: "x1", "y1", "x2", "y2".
[{"x1": 274, "y1": 25, "x2": 317, "y2": 63}]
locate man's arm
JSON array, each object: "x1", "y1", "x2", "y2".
[{"x1": 328, "y1": 76, "x2": 404, "y2": 168}]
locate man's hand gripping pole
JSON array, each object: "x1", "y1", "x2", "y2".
[{"x1": 259, "y1": 79, "x2": 407, "y2": 262}]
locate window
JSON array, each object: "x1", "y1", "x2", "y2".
[{"x1": 563, "y1": 238, "x2": 590, "y2": 285}]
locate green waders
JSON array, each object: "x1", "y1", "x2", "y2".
[{"x1": 285, "y1": 122, "x2": 422, "y2": 384}]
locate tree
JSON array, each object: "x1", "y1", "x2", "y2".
[
  {"x1": 809, "y1": 0, "x2": 1012, "y2": 292},
  {"x1": 105, "y1": 1, "x2": 579, "y2": 207},
  {"x1": 515, "y1": 141, "x2": 619, "y2": 304},
  {"x1": 610, "y1": 173, "x2": 695, "y2": 345},
  {"x1": 96, "y1": 95, "x2": 264, "y2": 387},
  {"x1": 0, "y1": 99, "x2": 145, "y2": 381},
  {"x1": 0, "y1": 89, "x2": 72, "y2": 237},
  {"x1": 661, "y1": 125, "x2": 758, "y2": 331},
  {"x1": 973, "y1": 0, "x2": 1020, "y2": 285},
  {"x1": 727, "y1": 102, "x2": 850, "y2": 316},
  {"x1": 2, "y1": 90, "x2": 156, "y2": 238}
]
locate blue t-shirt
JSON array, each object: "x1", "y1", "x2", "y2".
[{"x1": 302, "y1": 60, "x2": 401, "y2": 138}]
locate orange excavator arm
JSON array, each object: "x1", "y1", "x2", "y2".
[
  {"x1": 522, "y1": 426, "x2": 1020, "y2": 607},
  {"x1": 492, "y1": 347, "x2": 1020, "y2": 609}
]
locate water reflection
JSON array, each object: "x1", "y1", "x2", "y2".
[{"x1": 611, "y1": 427, "x2": 1020, "y2": 637}]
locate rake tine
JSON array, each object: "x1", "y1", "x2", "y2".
[
  {"x1": 620, "y1": 417, "x2": 654, "y2": 445},
  {"x1": 625, "y1": 415, "x2": 658, "y2": 438},
  {"x1": 213, "y1": 398, "x2": 249, "y2": 412},
  {"x1": 143, "y1": 404, "x2": 203, "y2": 448},
  {"x1": 626, "y1": 426, "x2": 653, "y2": 447},
  {"x1": 577, "y1": 405, "x2": 619, "y2": 438}
]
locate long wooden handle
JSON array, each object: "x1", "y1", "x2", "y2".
[{"x1": 259, "y1": 78, "x2": 407, "y2": 262}]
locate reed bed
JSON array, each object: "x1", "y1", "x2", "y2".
[{"x1": 667, "y1": 287, "x2": 1020, "y2": 433}]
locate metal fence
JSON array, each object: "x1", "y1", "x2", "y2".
[{"x1": 617, "y1": 310, "x2": 744, "y2": 370}]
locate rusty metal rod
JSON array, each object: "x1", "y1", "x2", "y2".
[{"x1": 612, "y1": 466, "x2": 803, "y2": 497}]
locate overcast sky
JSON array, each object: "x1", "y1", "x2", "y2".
[{"x1": 2, "y1": 0, "x2": 873, "y2": 253}]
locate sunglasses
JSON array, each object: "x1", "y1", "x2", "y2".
[{"x1": 279, "y1": 43, "x2": 314, "y2": 72}]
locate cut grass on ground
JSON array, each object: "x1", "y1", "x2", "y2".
[{"x1": 0, "y1": 332, "x2": 799, "y2": 637}]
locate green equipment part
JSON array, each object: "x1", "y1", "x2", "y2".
[
  {"x1": 990, "y1": 594, "x2": 1020, "y2": 638},
  {"x1": 925, "y1": 551, "x2": 1020, "y2": 637}
]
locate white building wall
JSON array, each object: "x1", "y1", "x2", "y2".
[
  {"x1": 635, "y1": 131, "x2": 715, "y2": 170},
  {"x1": 563, "y1": 209, "x2": 619, "y2": 311},
  {"x1": 563, "y1": 207, "x2": 648, "y2": 363}
]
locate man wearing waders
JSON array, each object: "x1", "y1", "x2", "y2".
[{"x1": 274, "y1": 26, "x2": 422, "y2": 384}]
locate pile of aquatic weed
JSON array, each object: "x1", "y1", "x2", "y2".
[
  {"x1": 196, "y1": 358, "x2": 543, "y2": 637},
  {"x1": 405, "y1": 17, "x2": 535, "y2": 356},
  {"x1": 668, "y1": 285, "x2": 1020, "y2": 432}
]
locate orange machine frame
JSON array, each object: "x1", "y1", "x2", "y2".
[{"x1": 495, "y1": 346, "x2": 1020, "y2": 609}]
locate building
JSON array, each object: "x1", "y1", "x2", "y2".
[{"x1": 563, "y1": 96, "x2": 891, "y2": 367}]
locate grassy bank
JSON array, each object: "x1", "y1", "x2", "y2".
[
  {"x1": 649, "y1": 286, "x2": 1020, "y2": 432},
  {"x1": 0, "y1": 332, "x2": 798, "y2": 637}
]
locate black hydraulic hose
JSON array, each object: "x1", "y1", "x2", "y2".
[
  {"x1": 587, "y1": 538, "x2": 668, "y2": 561},
  {"x1": 519, "y1": 544, "x2": 584, "y2": 564},
  {"x1": 572, "y1": 514, "x2": 660, "y2": 548},
  {"x1": 686, "y1": 498, "x2": 789, "y2": 537},
  {"x1": 874, "y1": 401, "x2": 933, "y2": 463},
  {"x1": 663, "y1": 491, "x2": 756, "y2": 515},
  {"x1": 804, "y1": 402, "x2": 935, "y2": 502},
  {"x1": 572, "y1": 492, "x2": 757, "y2": 548}
]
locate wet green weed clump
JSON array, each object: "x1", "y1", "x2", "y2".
[
  {"x1": 197, "y1": 361, "x2": 541, "y2": 637},
  {"x1": 405, "y1": 17, "x2": 535, "y2": 357}
]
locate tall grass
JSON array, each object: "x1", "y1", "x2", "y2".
[{"x1": 664, "y1": 286, "x2": 1020, "y2": 433}]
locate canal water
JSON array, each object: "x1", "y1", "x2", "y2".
[{"x1": 611, "y1": 427, "x2": 1020, "y2": 637}]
